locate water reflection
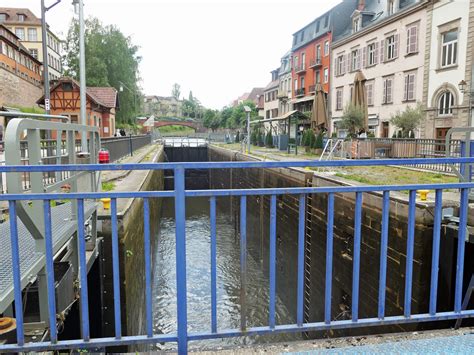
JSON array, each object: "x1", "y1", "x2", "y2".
[{"x1": 152, "y1": 197, "x2": 299, "y2": 351}]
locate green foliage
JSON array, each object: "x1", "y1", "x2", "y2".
[
  {"x1": 397, "y1": 130, "x2": 403, "y2": 138},
  {"x1": 314, "y1": 132, "x2": 324, "y2": 149},
  {"x1": 340, "y1": 104, "x2": 365, "y2": 138},
  {"x1": 257, "y1": 130, "x2": 264, "y2": 146},
  {"x1": 101, "y1": 181, "x2": 116, "y2": 192},
  {"x1": 367, "y1": 131, "x2": 376, "y2": 138},
  {"x1": 392, "y1": 132, "x2": 397, "y2": 138},
  {"x1": 235, "y1": 131, "x2": 240, "y2": 143},
  {"x1": 171, "y1": 83, "x2": 181, "y2": 100},
  {"x1": 265, "y1": 130, "x2": 273, "y2": 148},
  {"x1": 331, "y1": 132, "x2": 337, "y2": 138},
  {"x1": 203, "y1": 109, "x2": 221, "y2": 131},
  {"x1": 390, "y1": 103, "x2": 424, "y2": 138},
  {"x1": 251, "y1": 130, "x2": 258, "y2": 145},
  {"x1": 63, "y1": 17, "x2": 142, "y2": 125},
  {"x1": 308, "y1": 130, "x2": 316, "y2": 149}
]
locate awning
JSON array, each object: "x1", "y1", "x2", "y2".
[
  {"x1": 290, "y1": 95, "x2": 315, "y2": 104},
  {"x1": 250, "y1": 110, "x2": 308, "y2": 125}
]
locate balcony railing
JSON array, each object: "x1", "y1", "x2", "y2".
[
  {"x1": 295, "y1": 88, "x2": 305, "y2": 97},
  {"x1": 0, "y1": 158, "x2": 473, "y2": 353},
  {"x1": 309, "y1": 57, "x2": 322, "y2": 68},
  {"x1": 294, "y1": 63, "x2": 306, "y2": 73},
  {"x1": 277, "y1": 89, "x2": 290, "y2": 100}
]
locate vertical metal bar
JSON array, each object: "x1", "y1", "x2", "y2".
[
  {"x1": 8, "y1": 201, "x2": 24, "y2": 346},
  {"x1": 378, "y1": 191, "x2": 390, "y2": 319},
  {"x1": 174, "y1": 167, "x2": 188, "y2": 354},
  {"x1": 269, "y1": 195, "x2": 277, "y2": 329},
  {"x1": 43, "y1": 200, "x2": 57, "y2": 343},
  {"x1": 144, "y1": 198, "x2": 153, "y2": 337},
  {"x1": 429, "y1": 189, "x2": 443, "y2": 315},
  {"x1": 352, "y1": 192, "x2": 362, "y2": 322},
  {"x1": 110, "y1": 198, "x2": 122, "y2": 338},
  {"x1": 455, "y1": 188, "x2": 469, "y2": 312},
  {"x1": 240, "y1": 195, "x2": 247, "y2": 331},
  {"x1": 210, "y1": 196, "x2": 217, "y2": 333},
  {"x1": 325, "y1": 193, "x2": 335, "y2": 324},
  {"x1": 404, "y1": 190, "x2": 416, "y2": 318},
  {"x1": 297, "y1": 194, "x2": 305, "y2": 326},
  {"x1": 77, "y1": 199, "x2": 90, "y2": 340}
]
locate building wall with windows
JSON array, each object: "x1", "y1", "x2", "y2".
[
  {"x1": 278, "y1": 51, "x2": 292, "y2": 116},
  {"x1": 331, "y1": 0, "x2": 428, "y2": 138},
  {"x1": 264, "y1": 69, "x2": 280, "y2": 122},
  {"x1": 0, "y1": 8, "x2": 62, "y2": 81},
  {"x1": 422, "y1": 0, "x2": 474, "y2": 139}
]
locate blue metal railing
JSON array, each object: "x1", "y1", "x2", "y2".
[{"x1": 0, "y1": 158, "x2": 474, "y2": 353}]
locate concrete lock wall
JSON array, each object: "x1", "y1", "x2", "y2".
[
  {"x1": 208, "y1": 145, "x2": 453, "y2": 337},
  {"x1": 98, "y1": 146, "x2": 164, "y2": 349}
]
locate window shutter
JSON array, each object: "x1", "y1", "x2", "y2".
[
  {"x1": 387, "y1": 79, "x2": 393, "y2": 103},
  {"x1": 383, "y1": 80, "x2": 387, "y2": 104},
  {"x1": 346, "y1": 53, "x2": 351, "y2": 73},
  {"x1": 374, "y1": 42, "x2": 379, "y2": 64},
  {"x1": 409, "y1": 74, "x2": 415, "y2": 100},
  {"x1": 362, "y1": 46, "x2": 367, "y2": 68},
  {"x1": 413, "y1": 26, "x2": 418, "y2": 53},
  {"x1": 334, "y1": 57, "x2": 339, "y2": 76},
  {"x1": 394, "y1": 33, "x2": 399, "y2": 58},
  {"x1": 357, "y1": 48, "x2": 362, "y2": 69},
  {"x1": 380, "y1": 40, "x2": 385, "y2": 62},
  {"x1": 406, "y1": 27, "x2": 411, "y2": 54},
  {"x1": 404, "y1": 75, "x2": 409, "y2": 101}
]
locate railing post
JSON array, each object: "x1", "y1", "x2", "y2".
[
  {"x1": 129, "y1": 134, "x2": 133, "y2": 157},
  {"x1": 174, "y1": 167, "x2": 188, "y2": 354}
]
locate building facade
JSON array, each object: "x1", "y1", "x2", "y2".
[
  {"x1": 37, "y1": 78, "x2": 118, "y2": 138},
  {"x1": 422, "y1": 0, "x2": 474, "y2": 139},
  {"x1": 0, "y1": 24, "x2": 43, "y2": 109},
  {"x1": 143, "y1": 95, "x2": 183, "y2": 118},
  {"x1": 263, "y1": 69, "x2": 279, "y2": 119},
  {"x1": 331, "y1": 0, "x2": 428, "y2": 138},
  {"x1": 278, "y1": 51, "x2": 292, "y2": 116},
  {"x1": 0, "y1": 7, "x2": 62, "y2": 81},
  {"x1": 290, "y1": 0, "x2": 359, "y2": 115}
]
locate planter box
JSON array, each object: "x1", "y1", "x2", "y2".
[{"x1": 392, "y1": 141, "x2": 417, "y2": 158}]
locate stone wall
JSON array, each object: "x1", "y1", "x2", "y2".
[
  {"x1": 0, "y1": 67, "x2": 43, "y2": 108},
  {"x1": 98, "y1": 146, "x2": 164, "y2": 350}
]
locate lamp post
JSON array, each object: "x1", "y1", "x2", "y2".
[
  {"x1": 244, "y1": 106, "x2": 251, "y2": 154},
  {"x1": 459, "y1": 79, "x2": 473, "y2": 128},
  {"x1": 72, "y1": 0, "x2": 87, "y2": 153}
]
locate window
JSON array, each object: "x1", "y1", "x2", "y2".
[
  {"x1": 438, "y1": 91, "x2": 454, "y2": 116},
  {"x1": 406, "y1": 25, "x2": 418, "y2": 54},
  {"x1": 403, "y1": 73, "x2": 416, "y2": 101},
  {"x1": 15, "y1": 28, "x2": 25, "y2": 40},
  {"x1": 18, "y1": 14, "x2": 25, "y2": 22},
  {"x1": 324, "y1": 41, "x2": 329, "y2": 56},
  {"x1": 300, "y1": 30, "x2": 304, "y2": 42},
  {"x1": 336, "y1": 88, "x2": 343, "y2": 110},
  {"x1": 315, "y1": 21, "x2": 320, "y2": 33},
  {"x1": 441, "y1": 29, "x2": 458, "y2": 67},
  {"x1": 367, "y1": 43, "x2": 376, "y2": 66},
  {"x1": 301, "y1": 53, "x2": 306, "y2": 68},
  {"x1": 387, "y1": 0, "x2": 396, "y2": 15},
  {"x1": 294, "y1": 79, "x2": 298, "y2": 91},
  {"x1": 352, "y1": 16, "x2": 361, "y2": 33},
  {"x1": 0, "y1": 14, "x2": 6, "y2": 22},
  {"x1": 382, "y1": 77, "x2": 394, "y2": 104},
  {"x1": 351, "y1": 49, "x2": 360, "y2": 71},
  {"x1": 386, "y1": 34, "x2": 398, "y2": 60},
  {"x1": 324, "y1": 68, "x2": 329, "y2": 83},
  {"x1": 324, "y1": 15, "x2": 329, "y2": 27},
  {"x1": 315, "y1": 70, "x2": 321, "y2": 84},
  {"x1": 294, "y1": 56, "x2": 298, "y2": 70},
  {"x1": 337, "y1": 55, "x2": 344, "y2": 76},
  {"x1": 316, "y1": 45, "x2": 321, "y2": 60},
  {"x1": 301, "y1": 77, "x2": 305, "y2": 89},
  {"x1": 27, "y1": 28, "x2": 37, "y2": 41},
  {"x1": 366, "y1": 81, "x2": 374, "y2": 106}
]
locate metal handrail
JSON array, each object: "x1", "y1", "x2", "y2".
[
  {"x1": 1, "y1": 111, "x2": 70, "y2": 122},
  {"x1": 0, "y1": 159, "x2": 472, "y2": 353}
]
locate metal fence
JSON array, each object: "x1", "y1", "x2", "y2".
[
  {"x1": 101, "y1": 134, "x2": 152, "y2": 162},
  {"x1": 0, "y1": 157, "x2": 473, "y2": 353},
  {"x1": 338, "y1": 138, "x2": 463, "y2": 173}
]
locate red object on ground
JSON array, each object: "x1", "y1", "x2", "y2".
[{"x1": 98, "y1": 149, "x2": 110, "y2": 164}]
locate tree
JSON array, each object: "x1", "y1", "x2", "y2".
[
  {"x1": 390, "y1": 104, "x2": 424, "y2": 138},
  {"x1": 172, "y1": 83, "x2": 181, "y2": 100},
  {"x1": 63, "y1": 18, "x2": 142, "y2": 124},
  {"x1": 203, "y1": 109, "x2": 221, "y2": 132},
  {"x1": 340, "y1": 104, "x2": 365, "y2": 138}
]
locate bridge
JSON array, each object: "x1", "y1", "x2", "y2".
[
  {"x1": 154, "y1": 119, "x2": 205, "y2": 132},
  {"x1": 0, "y1": 117, "x2": 473, "y2": 354}
]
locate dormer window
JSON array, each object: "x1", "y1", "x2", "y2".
[
  {"x1": 18, "y1": 14, "x2": 25, "y2": 22},
  {"x1": 0, "y1": 14, "x2": 7, "y2": 22},
  {"x1": 352, "y1": 16, "x2": 361, "y2": 33},
  {"x1": 387, "y1": 0, "x2": 398, "y2": 16}
]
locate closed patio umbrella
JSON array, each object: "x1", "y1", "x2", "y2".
[
  {"x1": 312, "y1": 84, "x2": 328, "y2": 131},
  {"x1": 352, "y1": 71, "x2": 369, "y2": 131}
]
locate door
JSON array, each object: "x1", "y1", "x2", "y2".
[
  {"x1": 382, "y1": 122, "x2": 389, "y2": 138},
  {"x1": 436, "y1": 127, "x2": 450, "y2": 153}
]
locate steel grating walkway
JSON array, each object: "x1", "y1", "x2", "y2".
[
  {"x1": 0, "y1": 201, "x2": 96, "y2": 313},
  {"x1": 288, "y1": 334, "x2": 474, "y2": 354}
]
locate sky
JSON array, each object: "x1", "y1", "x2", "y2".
[{"x1": 4, "y1": 0, "x2": 341, "y2": 109}]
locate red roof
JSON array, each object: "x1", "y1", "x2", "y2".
[{"x1": 87, "y1": 87, "x2": 118, "y2": 109}]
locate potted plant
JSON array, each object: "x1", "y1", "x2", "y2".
[{"x1": 313, "y1": 131, "x2": 324, "y2": 155}]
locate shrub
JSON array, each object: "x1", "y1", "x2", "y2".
[
  {"x1": 390, "y1": 103, "x2": 424, "y2": 138},
  {"x1": 392, "y1": 132, "x2": 397, "y2": 138},
  {"x1": 340, "y1": 104, "x2": 365, "y2": 138},
  {"x1": 235, "y1": 131, "x2": 240, "y2": 143},
  {"x1": 397, "y1": 130, "x2": 402, "y2": 138},
  {"x1": 265, "y1": 130, "x2": 273, "y2": 148},
  {"x1": 313, "y1": 132, "x2": 324, "y2": 149}
]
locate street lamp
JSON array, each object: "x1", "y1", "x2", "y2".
[
  {"x1": 244, "y1": 105, "x2": 251, "y2": 154},
  {"x1": 459, "y1": 80, "x2": 473, "y2": 128}
]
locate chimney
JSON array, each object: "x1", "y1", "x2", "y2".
[{"x1": 358, "y1": 0, "x2": 365, "y2": 11}]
